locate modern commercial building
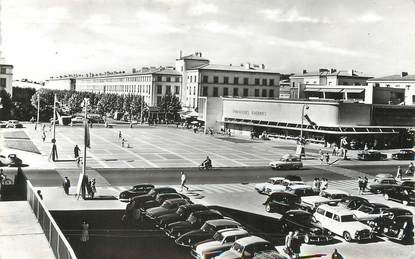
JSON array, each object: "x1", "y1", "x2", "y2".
[
  {"x1": 44, "y1": 78, "x2": 76, "y2": 91},
  {"x1": 0, "y1": 63, "x2": 13, "y2": 97},
  {"x1": 367, "y1": 72, "x2": 415, "y2": 105}
]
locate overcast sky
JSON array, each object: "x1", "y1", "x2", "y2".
[{"x1": 1, "y1": 0, "x2": 414, "y2": 81}]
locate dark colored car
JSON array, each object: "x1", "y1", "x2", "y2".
[
  {"x1": 145, "y1": 198, "x2": 191, "y2": 220},
  {"x1": 400, "y1": 180, "x2": 415, "y2": 190},
  {"x1": 357, "y1": 150, "x2": 387, "y2": 161},
  {"x1": 286, "y1": 186, "x2": 318, "y2": 197},
  {"x1": 175, "y1": 219, "x2": 242, "y2": 247},
  {"x1": 5, "y1": 120, "x2": 23, "y2": 128},
  {"x1": 156, "y1": 204, "x2": 209, "y2": 229},
  {"x1": 119, "y1": 184, "x2": 154, "y2": 202},
  {"x1": 368, "y1": 178, "x2": 398, "y2": 194},
  {"x1": 263, "y1": 192, "x2": 301, "y2": 213},
  {"x1": 165, "y1": 210, "x2": 223, "y2": 239},
  {"x1": 140, "y1": 193, "x2": 190, "y2": 212},
  {"x1": 0, "y1": 154, "x2": 23, "y2": 167},
  {"x1": 371, "y1": 208, "x2": 414, "y2": 242},
  {"x1": 337, "y1": 196, "x2": 369, "y2": 210},
  {"x1": 280, "y1": 210, "x2": 332, "y2": 244},
  {"x1": 392, "y1": 149, "x2": 415, "y2": 160},
  {"x1": 284, "y1": 175, "x2": 302, "y2": 182},
  {"x1": 383, "y1": 186, "x2": 415, "y2": 206}
]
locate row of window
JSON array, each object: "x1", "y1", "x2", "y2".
[
  {"x1": 156, "y1": 85, "x2": 180, "y2": 95},
  {"x1": 202, "y1": 86, "x2": 274, "y2": 98},
  {"x1": 0, "y1": 78, "x2": 6, "y2": 87},
  {"x1": 80, "y1": 76, "x2": 152, "y2": 83},
  {"x1": 193, "y1": 75, "x2": 275, "y2": 86},
  {"x1": 156, "y1": 76, "x2": 180, "y2": 83},
  {"x1": 0, "y1": 68, "x2": 7, "y2": 74}
]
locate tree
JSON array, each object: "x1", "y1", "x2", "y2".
[
  {"x1": 130, "y1": 95, "x2": 145, "y2": 120},
  {"x1": 157, "y1": 93, "x2": 182, "y2": 123},
  {"x1": 0, "y1": 90, "x2": 13, "y2": 120},
  {"x1": 67, "y1": 92, "x2": 84, "y2": 114}
]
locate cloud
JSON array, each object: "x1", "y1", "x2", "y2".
[
  {"x1": 260, "y1": 36, "x2": 379, "y2": 58},
  {"x1": 349, "y1": 12, "x2": 384, "y2": 23},
  {"x1": 188, "y1": 2, "x2": 219, "y2": 16},
  {"x1": 198, "y1": 21, "x2": 250, "y2": 37},
  {"x1": 259, "y1": 8, "x2": 330, "y2": 24},
  {"x1": 135, "y1": 10, "x2": 186, "y2": 33}
]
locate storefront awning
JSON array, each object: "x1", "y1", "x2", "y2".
[
  {"x1": 342, "y1": 89, "x2": 365, "y2": 93},
  {"x1": 304, "y1": 88, "x2": 343, "y2": 93}
]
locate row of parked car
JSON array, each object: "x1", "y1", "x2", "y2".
[
  {"x1": 121, "y1": 185, "x2": 287, "y2": 259},
  {"x1": 254, "y1": 175, "x2": 414, "y2": 243},
  {"x1": 0, "y1": 120, "x2": 23, "y2": 128}
]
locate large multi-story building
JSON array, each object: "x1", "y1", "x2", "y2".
[
  {"x1": 0, "y1": 63, "x2": 13, "y2": 97},
  {"x1": 367, "y1": 72, "x2": 415, "y2": 105}
]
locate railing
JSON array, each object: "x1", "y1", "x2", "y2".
[{"x1": 26, "y1": 181, "x2": 77, "y2": 259}]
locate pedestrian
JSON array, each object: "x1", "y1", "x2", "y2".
[
  {"x1": 320, "y1": 152, "x2": 324, "y2": 165},
  {"x1": 358, "y1": 177, "x2": 364, "y2": 195},
  {"x1": 74, "y1": 145, "x2": 80, "y2": 159},
  {"x1": 63, "y1": 176, "x2": 70, "y2": 195},
  {"x1": 284, "y1": 231, "x2": 294, "y2": 258},
  {"x1": 332, "y1": 249, "x2": 344, "y2": 259},
  {"x1": 37, "y1": 190, "x2": 43, "y2": 200},
  {"x1": 325, "y1": 153, "x2": 330, "y2": 165},
  {"x1": 408, "y1": 162, "x2": 414, "y2": 175},
  {"x1": 320, "y1": 178, "x2": 328, "y2": 191},
  {"x1": 180, "y1": 171, "x2": 189, "y2": 192},
  {"x1": 332, "y1": 146, "x2": 337, "y2": 156},
  {"x1": 312, "y1": 178, "x2": 320, "y2": 193},
  {"x1": 250, "y1": 131, "x2": 254, "y2": 140},
  {"x1": 396, "y1": 166, "x2": 403, "y2": 180},
  {"x1": 91, "y1": 178, "x2": 96, "y2": 199},
  {"x1": 121, "y1": 138, "x2": 125, "y2": 147},
  {"x1": 86, "y1": 179, "x2": 93, "y2": 198},
  {"x1": 363, "y1": 176, "x2": 369, "y2": 193},
  {"x1": 80, "y1": 220, "x2": 89, "y2": 243},
  {"x1": 227, "y1": 129, "x2": 231, "y2": 136},
  {"x1": 42, "y1": 132, "x2": 46, "y2": 142},
  {"x1": 118, "y1": 131, "x2": 122, "y2": 140},
  {"x1": 291, "y1": 230, "x2": 302, "y2": 259}
]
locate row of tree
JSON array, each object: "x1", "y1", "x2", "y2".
[{"x1": 0, "y1": 87, "x2": 182, "y2": 123}]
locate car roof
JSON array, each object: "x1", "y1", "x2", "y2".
[
  {"x1": 342, "y1": 196, "x2": 369, "y2": 202},
  {"x1": 236, "y1": 236, "x2": 269, "y2": 246},
  {"x1": 133, "y1": 184, "x2": 154, "y2": 188},
  {"x1": 269, "y1": 177, "x2": 285, "y2": 181},
  {"x1": 321, "y1": 189, "x2": 349, "y2": 195},
  {"x1": 180, "y1": 204, "x2": 207, "y2": 210},
  {"x1": 154, "y1": 187, "x2": 177, "y2": 192},
  {"x1": 284, "y1": 210, "x2": 312, "y2": 216},
  {"x1": 205, "y1": 219, "x2": 240, "y2": 227},
  {"x1": 191, "y1": 210, "x2": 221, "y2": 216},
  {"x1": 367, "y1": 203, "x2": 389, "y2": 208},
  {"x1": 317, "y1": 204, "x2": 356, "y2": 216},
  {"x1": 385, "y1": 208, "x2": 413, "y2": 216},
  {"x1": 284, "y1": 175, "x2": 302, "y2": 181},
  {"x1": 269, "y1": 192, "x2": 298, "y2": 198},
  {"x1": 164, "y1": 198, "x2": 188, "y2": 204},
  {"x1": 220, "y1": 228, "x2": 249, "y2": 237}
]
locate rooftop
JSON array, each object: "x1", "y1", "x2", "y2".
[
  {"x1": 179, "y1": 52, "x2": 209, "y2": 61},
  {"x1": 368, "y1": 74, "x2": 415, "y2": 82},
  {"x1": 194, "y1": 64, "x2": 279, "y2": 74},
  {"x1": 291, "y1": 69, "x2": 372, "y2": 78}
]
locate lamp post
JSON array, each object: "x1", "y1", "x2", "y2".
[
  {"x1": 36, "y1": 93, "x2": 40, "y2": 130},
  {"x1": 296, "y1": 104, "x2": 309, "y2": 158},
  {"x1": 300, "y1": 104, "x2": 309, "y2": 140}
]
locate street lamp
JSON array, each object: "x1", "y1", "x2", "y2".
[
  {"x1": 296, "y1": 104, "x2": 309, "y2": 158},
  {"x1": 300, "y1": 104, "x2": 309, "y2": 140}
]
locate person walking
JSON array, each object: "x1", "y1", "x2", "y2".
[
  {"x1": 320, "y1": 178, "x2": 328, "y2": 192},
  {"x1": 284, "y1": 231, "x2": 294, "y2": 258},
  {"x1": 86, "y1": 179, "x2": 93, "y2": 198},
  {"x1": 74, "y1": 145, "x2": 80, "y2": 159},
  {"x1": 332, "y1": 249, "x2": 344, "y2": 259},
  {"x1": 363, "y1": 176, "x2": 369, "y2": 193},
  {"x1": 91, "y1": 178, "x2": 96, "y2": 199},
  {"x1": 80, "y1": 220, "x2": 89, "y2": 243},
  {"x1": 358, "y1": 177, "x2": 364, "y2": 195},
  {"x1": 42, "y1": 132, "x2": 46, "y2": 142},
  {"x1": 180, "y1": 171, "x2": 189, "y2": 192},
  {"x1": 63, "y1": 176, "x2": 71, "y2": 195},
  {"x1": 291, "y1": 230, "x2": 302, "y2": 259},
  {"x1": 408, "y1": 162, "x2": 414, "y2": 175},
  {"x1": 325, "y1": 153, "x2": 330, "y2": 165},
  {"x1": 121, "y1": 138, "x2": 125, "y2": 147},
  {"x1": 320, "y1": 152, "x2": 324, "y2": 165},
  {"x1": 396, "y1": 166, "x2": 403, "y2": 180},
  {"x1": 118, "y1": 131, "x2": 122, "y2": 140}
]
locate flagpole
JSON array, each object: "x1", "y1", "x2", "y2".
[
  {"x1": 36, "y1": 93, "x2": 40, "y2": 130},
  {"x1": 53, "y1": 93, "x2": 57, "y2": 140},
  {"x1": 82, "y1": 98, "x2": 88, "y2": 177}
]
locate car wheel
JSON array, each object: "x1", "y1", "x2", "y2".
[
  {"x1": 403, "y1": 200, "x2": 409, "y2": 206},
  {"x1": 265, "y1": 204, "x2": 272, "y2": 212},
  {"x1": 304, "y1": 234, "x2": 310, "y2": 244},
  {"x1": 384, "y1": 193, "x2": 389, "y2": 200},
  {"x1": 376, "y1": 189, "x2": 382, "y2": 194},
  {"x1": 3, "y1": 179, "x2": 13, "y2": 185},
  {"x1": 343, "y1": 231, "x2": 353, "y2": 242}
]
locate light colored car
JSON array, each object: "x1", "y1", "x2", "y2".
[
  {"x1": 301, "y1": 189, "x2": 349, "y2": 212},
  {"x1": 71, "y1": 116, "x2": 84, "y2": 123},
  {"x1": 215, "y1": 236, "x2": 278, "y2": 259},
  {"x1": 351, "y1": 203, "x2": 390, "y2": 222},
  {"x1": 255, "y1": 177, "x2": 307, "y2": 195},
  {"x1": 269, "y1": 154, "x2": 303, "y2": 170},
  {"x1": 6, "y1": 120, "x2": 23, "y2": 128},
  {"x1": 313, "y1": 204, "x2": 373, "y2": 242},
  {"x1": 191, "y1": 228, "x2": 249, "y2": 259}
]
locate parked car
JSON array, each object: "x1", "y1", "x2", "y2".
[
  {"x1": 313, "y1": 204, "x2": 373, "y2": 242},
  {"x1": 145, "y1": 198, "x2": 191, "y2": 220},
  {"x1": 279, "y1": 210, "x2": 333, "y2": 244},
  {"x1": 300, "y1": 189, "x2": 349, "y2": 212},
  {"x1": 336, "y1": 196, "x2": 370, "y2": 210},
  {"x1": 383, "y1": 186, "x2": 415, "y2": 206},
  {"x1": 156, "y1": 204, "x2": 209, "y2": 229},
  {"x1": 255, "y1": 176, "x2": 305, "y2": 195},
  {"x1": 0, "y1": 154, "x2": 23, "y2": 167},
  {"x1": 119, "y1": 184, "x2": 154, "y2": 202},
  {"x1": 165, "y1": 210, "x2": 223, "y2": 239},
  {"x1": 400, "y1": 180, "x2": 415, "y2": 190},
  {"x1": 215, "y1": 236, "x2": 278, "y2": 259},
  {"x1": 269, "y1": 154, "x2": 303, "y2": 170},
  {"x1": 368, "y1": 178, "x2": 398, "y2": 194},
  {"x1": 140, "y1": 192, "x2": 190, "y2": 212},
  {"x1": 357, "y1": 150, "x2": 387, "y2": 161},
  {"x1": 351, "y1": 203, "x2": 390, "y2": 222},
  {"x1": 71, "y1": 116, "x2": 84, "y2": 123},
  {"x1": 0, "y1": 121, "x2": 6, "y2": 128},
  {"x1": 392, "y1": 149, "x2": 415, "y2": 160},
  {"x1": 5, "y1": 120, "x2": 23, "y2": 128},
  {"x1": 286, "y1": 186, "x2": 317, "y2": 197},
  {"x1": 191, "y1": 228, "x2": 250, "y2": 259},
  {"x1": 374, "y1": 173, "x2": 395, "y2": 181},
  {"x1": 263, "y1": 192, "x2": 301, "y2": 213},
  {"x1": 175, "y1": 219, "x2": 242, "y2": 247},
  {"x1": 370, "y1": 208, "x2": 414, "y2": 242}
]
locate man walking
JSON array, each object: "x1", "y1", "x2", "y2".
[
  {"x1": 180, "y1": 171, "x2": 189, "y2": 192},
  {"x1": 284, "y1": 231, "x2": 294, "y2": 258},
  {"x1": 358, "y1": 177, "x2": 364, "y2": 195},
  {"x1": 74, "y1": 145, "x2": 80, "y2": 159},
  {"x1": 63, "y1": 176, "x2": 71, "y2": 195},
  {"x1": 396, "y1": 166, "x2": 403, "y2": 180}
]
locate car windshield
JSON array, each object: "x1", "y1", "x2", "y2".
[
  {"x1": 341, "y1": 215, "x2": 356, "y2": 222},
  {"x1": 247, "y1": 243, "x2": 273, "y2": 254},
  {"x1": 161, "y1": 201, "x2": 172, "y2": 209},
  {"x1": 231, "y1": 243, "x2": 244, "y2": 253},
  {"x1": 187, "y1": 214, "x2": 198, "y2": 224},
  {"x1": 147, "y1": 189, "x2": 156, "y2": 196},
  {"x1": 201, "y1": 223, "x2": 215, "y2": 232},
  {"x1": 357, "y1": 205, "x2": 374, "y2": 213},
  {"x1": 176, "y1": 207, "x2": 186, "y2": 214},
  {"x1": 213, "y1": 232, "x2": 224, "y2": 241}
]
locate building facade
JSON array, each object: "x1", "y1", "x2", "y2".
[
  {"x1": 0, "y1": 64, "x2": 13, "y2": 97},
  {"x1": 367, "y1": 72, "x2": 415, "y2": 105}
]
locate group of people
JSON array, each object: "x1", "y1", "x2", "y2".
[
  {"x1": 118, "y1": 131, "x2": 130, "y2": 148},
  {"x1": 357, "y1": 176, "x2": 369, "y2": 194},
  {"x1": 284, "y1": 231, "x2": 302, "y2": 258},
  {"x1": 319, "y1": 150, "x2": 331, "y2": 165},
  {"x1": 62, "y1": 175, "x2": 96, "y2": 199},
  {"x1": 312, "y1": 177, "x2": 329, "y2": 192},
  {"x1": 396, "y1": 163, "x2": 414, "y2": 179}
]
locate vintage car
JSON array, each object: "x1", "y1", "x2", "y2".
[
  {"x1": 5, "y1": 120, "x2": 23, "y2": 128},
  {"x1": 392, "y1": 149, "x2": 415, "y2": 160},
  {"x1": 263, "y1": 192, "x2": 301, "y2": 213},
  {"x1": 370, "y1": 208, "x2": 414, "y2": 242},
  {"x1": 175, "y1": 219, "x2": 242, "y2": 247},
  {"x1": 357, "y1": 150, "x2": 387, "y2": 161},
  {"x1": 118, "y1": 184, "x2": 154, "y2": 202},
  {"x1": 383, "y1": 186, "x2": 415, "y2": 206},
  {"x1": 279, "y1": 210, "x2": 333, "y2": 244},
  {"x1": 215, "y1": 236, "x2": 278, "y2": 259},
  {"x1": 145, "y1": 198, "x2": 191, "y2": 220},
  {"x1": 368, "y1": 178, "x2": 398, "y2": 194},
  {"x1": 156, "y1": 204, "x2": 209, "y2": 229},
  {"x1": 285, "y1": 186, "x2": 317, "y2": 197},
  {"x1": 165, "y1": 210, "x2": 223, "y2": 239},
  {"x1": 0, "y1": 154, "x2": 23, "y2": 167},
  {"x1": 140, "y1": 192, "x2": 190, "y2": 212},
  {"x1": 351, "y1": 203, "x2": 390, "y2": 222},
  {"x1": 336, "y1": 196, "x2": 369, "y2": 210},
  {"x1": 400, "y1": 180, "x2": 415, "y2": 190},
  {"x1": 300, "y1": 189, "x2": 350, "y2": 212},
  {"x1": 374, "y1": 174, "x2": 395, "y2": 181},
  {"x1": 254, "y1": 176, "x2": 305, "y2": 195},
  {"x1": 313, "y1": 204, "x2": 373, "y2": 242},
  {"x1": 191, "y1": 228, "x2": 250, "y2": 259},
  {"x1": 269, "y1": 154, "x2": 303, "y2": 170}
]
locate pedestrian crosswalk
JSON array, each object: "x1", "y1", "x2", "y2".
[{"x1": 104, "y1": 179, "x2": 360, "y2": 197}]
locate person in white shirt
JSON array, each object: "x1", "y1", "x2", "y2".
[{"x1": 180, "y1": 171, "x2": 189, "y2": 192}]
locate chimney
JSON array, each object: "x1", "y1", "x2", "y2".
[
  {"x1": 132, "y1": 68, "x2": 136, "y2": 73},
  {"x1": 302, "y1": 69, "x2": 307, "y2": 74},
  {"x1": 348, "y1": 69, "x2": 354, "y2": 75},
  {"x1": 330, "y1": 68, "x2": 336, "y2": 73},
  {"x1": 319, "y1": 68, "x2": 329, "y2": 73},
  {"x1": 401, "y1": 72, "x2": 408, "y2": 77},
  {"x1": 199, "y1": 52, "x2": 202, "y2": 57},
  {"x1": 178, "y1": 50, "x2": 182, "y2": 59},
  {"x1": 261, "y1": 64, "x2": 265, "y2": 69},
  {"x1": 244, "y1": 63, "x2": 251, "y2": 69}
]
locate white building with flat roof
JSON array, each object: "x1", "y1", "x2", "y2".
[
  {"x1": 0, "y1": 63, "x2": 13, "y2": 97},
  {"x1": 367, "y1": 72, "x2": 415, "y2": 105}
]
